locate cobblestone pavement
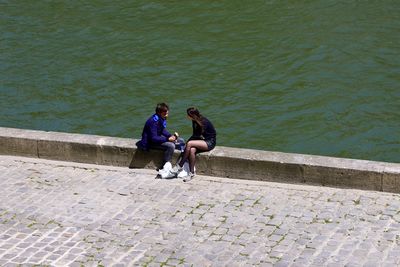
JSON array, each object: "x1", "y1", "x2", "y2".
[{"x1": 0, "y1": 155, "x2": 400, "y2": 267}]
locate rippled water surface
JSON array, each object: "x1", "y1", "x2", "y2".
[{"x1": 1, "y1": 1, "x2": 399, "y2": 162}]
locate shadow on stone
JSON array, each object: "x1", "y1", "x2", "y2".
[{"x1": 129, "y1": 149, "x2": 163, "y2": 169}]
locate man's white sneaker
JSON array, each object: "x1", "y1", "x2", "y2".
[{"x1": 183, "y1": 172, "x2": 195, "y2": 182}]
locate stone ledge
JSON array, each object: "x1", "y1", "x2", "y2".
[{"x1": 1, "y1": 127, "x2": 399, "y2": 192}]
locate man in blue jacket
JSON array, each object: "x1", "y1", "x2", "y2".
[{"x1": 136, "y1": 103, "x2": 178, "y2": 166}]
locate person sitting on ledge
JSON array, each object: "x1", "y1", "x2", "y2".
[
  {"x1": 170, "y1": 107, "x2": 217, "y2": 182},
  {"x1": 136, "y1": 103, "x2": 181, "y2": 167}
]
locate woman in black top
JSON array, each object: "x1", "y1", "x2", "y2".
[{"x1": 171, "y1": 107, "x2": 216, "y2": 181}]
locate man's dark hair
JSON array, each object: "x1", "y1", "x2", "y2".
[{"x1": 155, "y1": 103, "x2": 169, "y2": 114}]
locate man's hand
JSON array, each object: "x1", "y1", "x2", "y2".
[{"x1": 168, "y1": 135, "x2": 177, "y2": 142}]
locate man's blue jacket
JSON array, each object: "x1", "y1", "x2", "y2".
[{"x1": 137, "y1": 114, "x2": 172, "y2": 151}]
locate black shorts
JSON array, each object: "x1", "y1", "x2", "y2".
[
  {"x1": 205, "y1": 138, "x2": 216, "y2": 151},
  {"x1": 189, "y1": 136, "x2": 216, "y2": 152}
]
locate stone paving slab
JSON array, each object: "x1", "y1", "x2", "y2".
[{"x1": 0, "y1": 155, "x2": 400, "y2": 267}]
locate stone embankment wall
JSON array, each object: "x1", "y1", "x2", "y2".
[{"x1": 1, "y1": 127, "x2": 399, "y2": 193}]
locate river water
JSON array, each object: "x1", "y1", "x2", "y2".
[{"x1": 1, "y1": 1, "x2": 399, "y2": 163}]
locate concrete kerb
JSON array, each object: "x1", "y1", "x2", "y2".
[{"x1": 1, "y1": 126, "x2": 399, "y2": 193}]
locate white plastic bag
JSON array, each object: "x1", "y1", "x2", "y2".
[
  {"x1": 177, "y1": 162, "x2": 195, "y2": 178},
  {"x1": 158, "y1": 161, "x2": 195, "y2": 179},
  {"x1": 158, "y1": 162, "x2": 175, "y2": 179}
]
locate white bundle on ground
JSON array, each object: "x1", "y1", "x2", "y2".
[
  {"x1": 158, "y1": 162, "x2": 175, "y2": 179},
  {"x1": 177, "y1": 162, "x2": 194, "y2": 178},
  {"x1": 158, "y1": 161, "x2": 195, "y2": 179}
]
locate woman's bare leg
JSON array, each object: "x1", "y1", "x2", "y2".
[
  {"x1": 179, "y1": 140, "x2": 209, "y2": 172},
  {"x1": 188, "y1": 147, "x2": 197, "y2": 173}
]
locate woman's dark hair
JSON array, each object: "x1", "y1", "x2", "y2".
[
  {"x1": 187, "y1": 107, "x2": 203, "y2": 129},
  {"x1": 155, "y1": 103, "x2": 169, "y2": 114}
]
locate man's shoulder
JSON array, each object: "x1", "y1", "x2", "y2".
[{"x1": 145, "y1": 114, "x2": 160, "y2": 124}]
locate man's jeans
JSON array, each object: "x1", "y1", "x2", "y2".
[
  {"x1": 150, "y1": 138, "x2": 185, "y2": 165},
  {"x1": 150, "y1": 141, "x2": 175, "y2": 165}
]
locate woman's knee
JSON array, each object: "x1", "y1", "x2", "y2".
[{"x1": 186, "y1": 140, "x2": 195, "y2": 148}]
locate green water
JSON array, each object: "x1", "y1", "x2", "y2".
[{"x1": 1, "y1": 1, "x2": 399, "y2": 163}]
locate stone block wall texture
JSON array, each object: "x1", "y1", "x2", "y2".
[{"x1": 1, "y1": 127, "x2": 399, "y2": 192}]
